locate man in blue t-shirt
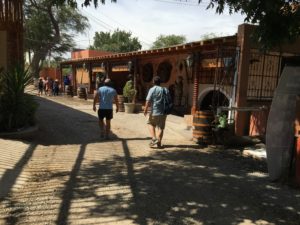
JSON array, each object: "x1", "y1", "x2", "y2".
[
  {"x1": 144, "y1": 76, "x2": 170, "y2": 148},
  {"x1": 93, "y1": 79, "x2": 119, "y2": 139}
]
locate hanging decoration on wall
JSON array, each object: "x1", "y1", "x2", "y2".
[{"x1": 185, "y1": 54, "x2": 194, "y2": 83}]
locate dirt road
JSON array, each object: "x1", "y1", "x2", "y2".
[{"x1": 0, "y1": 95, "x2": 299, "y2": 225}]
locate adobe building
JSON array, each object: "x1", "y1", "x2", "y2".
[
  {"x1": 60, "y1": 23, "x2": 300, "y2": 137},
  {"x1": 39, "y1": 67, "x2": 62, "y2": 83}
]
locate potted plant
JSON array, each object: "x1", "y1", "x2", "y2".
[
  {"x1": 212, "y1": 113, "x2": 234, "y2": 145},
  {"x1": 123, "y1": 80, "x2": 136, "y2": 113}
]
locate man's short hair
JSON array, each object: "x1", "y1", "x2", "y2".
[
  {"x1": 153, "y1": 76, "x2": 161, "y2": 85},
  {"x1": 127, "y1": 74, "x2": 133, "y2": 80},
  {"x1": 104, "y1": 78, "x2": 112, "y2": 86}
]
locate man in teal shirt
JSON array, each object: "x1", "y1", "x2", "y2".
[
  {"x1": 93, "y1": 79, "x2": 119, "y2": 139},
  {"x1": 144, "y1": 76, "x2": 170, "y2": 148}
]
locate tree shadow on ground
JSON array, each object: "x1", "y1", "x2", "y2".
[
  {"x1": 32, "y1": 97, "x2": 110, "y2": 145},
  {"x1": 0, "y1": 143, "x2": 37, "y2": 225},
  {"x1": 0, "y1": 143, "x2": 37, "y2": 202},
  {"x1": 161, "y1": 144, "x2": 203, "y2": 149},
  {"x1": 2, "y1": 96, "x2": 299, "y2": 225},
  {"x1": 50, "y1": 139, "x2": 300, "y2": 225},
  {"x1": 0, "y1": 96, "x2": 121, "y2": 224}
]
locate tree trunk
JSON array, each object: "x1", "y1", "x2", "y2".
[
  {"x1": 30, "y1": 50, "x2": 47, "y2": 78},
  {"x1": 27, "y1": 2, "x2": 61, "y2": 78}
]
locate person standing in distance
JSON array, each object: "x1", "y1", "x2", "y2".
[
  {"x1": 93, "y1": 79, "x2": 119, "y2": 139},
  {"x1": 144, "y1": 76, "x2": 170, "y2": 148}
]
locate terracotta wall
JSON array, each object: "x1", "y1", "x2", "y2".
[
  {"x1": 138, "y1": 53, "x2": 190, "y2": 103},
  {"x1": 72, "y1": 53, "x2": 191, "y2": 102},
  {"x1": 235, "y1": 24, "x2": 253, "y2": 136},
  {"x1": 71, "y1": 50, "x2": 113, "y2": 59},
  {"x1": 136, "y1": 52, "x2": 234, "y2": 110},
  {"x1": 63, "y1": 24, "x2": 300, "y2": 138},
  {"x1": 75, "y1": 68, "x2": 89, "y2": 88},
  {"x1": 39, "y1": 67, "x2": 62, "y2": 84},
  {"x1": 235, "y1": 24, "x2": 300, "y2": 136},
  {"x1": 247, "y1": 101, "x2": 271, "y2": 136}
]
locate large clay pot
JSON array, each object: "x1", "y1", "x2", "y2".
[
  {"x1": 124, "y1": 103, "x2": 135, "y2": 113},
  {"x1": 134, "y1": 103, "x2": 142, "y2": 113}
]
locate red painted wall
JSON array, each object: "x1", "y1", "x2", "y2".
[
  {"x1": 249, "y1": 109, "x2": 269, "y2": 136},
  {"x1": 71, "y1": 50, "x2": 113, "y2": 59},
  {"x1": 39, "y1": 67, "x2": 62, "y2": 84}
]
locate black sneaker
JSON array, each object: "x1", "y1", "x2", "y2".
[{"x1": 157, "y1": 141, "x2": 164, "y2": 149}]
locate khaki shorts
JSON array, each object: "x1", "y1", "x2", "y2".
[{"x1": 147, "y1": 114, "x2": 167, "y2": 130}]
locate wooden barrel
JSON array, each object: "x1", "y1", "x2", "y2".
[
  {"x1": 65, "y1": 85, "x2": 73, "y2": 96},
  {"x1": 117, "y1": 95, "x2": 125, "y2": 112},
  {"x1": 193, "y1": 110, "x2": 214, "y2": 144},
  {"x1": 78, "y1": 87, "x2": 87, "y2": 99}
]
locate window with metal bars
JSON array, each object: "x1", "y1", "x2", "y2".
[
  {"x1": 198, "y1": 67, "x2": 234, "y2": 85},
  {"x1": 247, "y1": 51, "x2": 282, "y2": 100},
  {"x1": 198, "y1": 47, "x2": 236, "y2": 85}
]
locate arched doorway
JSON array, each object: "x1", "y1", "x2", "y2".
[
  {"x1": 199, "y1": 90, "x2": 229, "y2": 112},
  {"x1": 157, "y1": 61, "x2": 172, "y2": 83}
]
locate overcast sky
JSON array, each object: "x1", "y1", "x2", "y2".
[{"x1": 74, "y1": 0, "x2": 246, "y2": 51}]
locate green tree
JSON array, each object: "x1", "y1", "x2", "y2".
[
  {"x1": 51, "y1": 0, "x2": 300, "y2": 49},
  {"x1": 90, "y1": 29, "x2": 142, "y2": 53},
  {"x1": 151, "y1": 34, "x2": 187, "y2": 49},
  {"x1": 25, "y1": 0, "x2": 89, "y2": 77},
  {"x1": 200, "y1": 32, "x2": 219, "y2": 41},
  {"x1": 50, "y1": 0, "x2": 116, "y2": 8},
  {"x1": 201, "y1": 0, "x2": 300, "y2": 49}
]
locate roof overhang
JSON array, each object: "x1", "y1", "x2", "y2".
[{"x1": 60, "y1": 35, "x2": 237, "y2": 66}]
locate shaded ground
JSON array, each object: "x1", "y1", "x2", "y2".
[{"x1": 0, "y1": 94, "x2": 299, "y2": 225}]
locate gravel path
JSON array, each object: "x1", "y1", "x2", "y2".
[{"x1": 0, "y1": 95, "x2": 299, "y2": 225}]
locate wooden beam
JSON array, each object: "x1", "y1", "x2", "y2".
[{"x1": 218, "y1": 106, "x2": 268, "y2": 112}]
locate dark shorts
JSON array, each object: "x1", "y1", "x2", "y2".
[{"x1": 98, "y1": 109, "x2": 113, "y2": 120}]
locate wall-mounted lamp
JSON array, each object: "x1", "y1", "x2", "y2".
[
  {"x1": 186, "y1": 55, "x2": 194, "y2": 69},
  {"x1": 128, "y1": 60, "x2": 133, "y2": 71},
  {"x1": 82, "y1": 62, "x2": 86, "y2": 70},
  {"x1": 223, "y1": 57, "x2": 234, "y2": 68},
  {"x1": 185, "y1": 54, "x2": 195, "y2": 82}
]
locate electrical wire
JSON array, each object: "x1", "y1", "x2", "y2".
[
  {"x1": 24, "y1": 0, "x2": 213, "y2": 50},
  {"x1": 153, "y1": 0, "x2": 208, "y2": 7},
  {"x1": 99, "y1": 11, "x2": 153, "y2": 45},
  {"x1": 82, "y1": 10, "x2": 114, "y2": 31},
  {"x1": 81, "y1": 8, "x2": 152, "y2": 47}
]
